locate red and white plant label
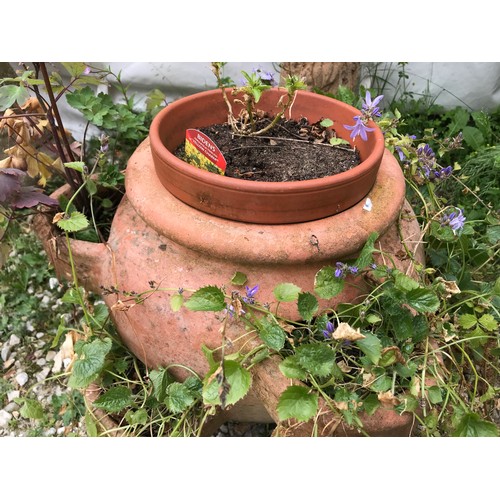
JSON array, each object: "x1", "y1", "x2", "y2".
[{"x1": 185, "y1": 129, "x2": 227, "y2": 175}]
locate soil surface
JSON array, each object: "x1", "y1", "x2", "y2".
[{"x1": 175, "y1": 116, "x2": 361, "y2": 182}]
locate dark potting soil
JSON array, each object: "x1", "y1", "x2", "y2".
[{"x1": 174, "y1": 116, "x2": 361, "y2": 182}]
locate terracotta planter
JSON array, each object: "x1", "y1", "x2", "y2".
[
  {"x1": 33, "y1": 138, "x2": 424, "y2": 437},
  {"x1": 149, "y1": 88, "x2": 385, "y2": 224}
]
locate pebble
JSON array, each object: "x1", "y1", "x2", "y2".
[
  {"x1": 49, "y1": 277, "x2": 59, "y2": 289},
  {"x1": 7, "y1": 390, "x2": 20, "y2": 402},
  {"x1": 9, "y1": 334, "x2": 21, "y2": 346},
  {"x1": 15, "y1": 372, "x2": 29, "y2": 386},
  {"x1": 4, "y1": 402, "x2": 19, "y2": 413},
  {"x1": 35, "y1": 367, "x2": 51, "y2": 383},
  {"x1": 1, "y1": 344, "x2": 10, "y2": 362},
  {"x1": 0, "y1": 410, "x2": 12, "y2": 428},
  {"x1": 36, "y1": 332, "x2": 45, "y2": 339},
  {"x1": 45, "y1": 351, "x2": 57, "y2": 362}
]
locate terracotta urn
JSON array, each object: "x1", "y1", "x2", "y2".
[
  {"x1": 149, "y1": 88, "x2": 385, "y2": 224},
  {"x1": 33, "y1": 134, "x2": 424, "y2": 436}
]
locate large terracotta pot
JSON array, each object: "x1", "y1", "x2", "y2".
[
  {"x1": 149, "y1": 88, "x2": 385, "y2": 224},
  {"x1": 33, "y1": 138, "x2": 424, "y2": 436}
]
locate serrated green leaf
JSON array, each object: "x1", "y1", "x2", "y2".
[
  {"x1": 19, "y1": 399, "x2": 44, "y2": 420},
  {"x1": 56, "y1": 211, "x2": 89, "y2": 232},
  {"x1": 170, "y1": 293, "x2": 184, "y2": 312},
  {"x1": 166, "y1": 382, "x2": 196, "y2": 413},
  {"x1": 405, "y1": 287, "x2": 440, "y2": 313},
  {"x1": 320, "y1": 118, "x2": 334, "y2": 127},
  {"x1": 494, "y1": 277, "x2": 500, "y2": 296},
  {"x1": 149, "y1": 368, "x2": 174, "y2": 402},
  {"x1": 68, "y1": 338, "x2": 112, "y2": 388},
  {"x1": 356, "y1": 333, "x2": 381, "y2": 365},
  {"x1": 273, "y1": 282, "x2": 301, "y2": 302},
  {"x1": 458, "y1": 313, "x2": 477, "y2": 329},
  {"x1": 93, "y1": 386, "x2": 133, "y2": 413},
  {"x1": 230, "y1": 271, "x2": 248, "y2": 286},
  {"x1": 447, "y1": 108, "x2": 470, "y2": 136},
  {"x1": 354, "y1": 231, "x2": 379, "y2": 269},
  {"x1": 279, "y1": 356, "x2": 308, "y2": 380},
  {"x1": 295, "y1": 343, "x2": 335, "y2": 378},
  {"x1": 61, "y1": 286, "x2": 85, "y2": 305},
  {"x1": 486, "y1": 225, "x2": 500, "y2": 245},
  {"x1": 297, "y1": 292, "x2": 318, "y2": 322},
  {"x1": 366, "y1": 314, "x2": 382, "y2": 324},
  {"x1": 277, "y1": 385, "x2": 318, "y2": 422},
  {"x1": 314, "y1": 266, "x2": 345, "y2": 299},
  {"x1": 0, "y1": 84, "x2": 30, "y2": 110},
  {"x1": 394, "y1": 272, "x2": 420, "y2": 292},
  {"x1": 453, "y1": 412, "x2": 499, "y2": 437},
  {"x1": 146, "y1": 88, "x2": 166, "y2": 111},
  {"x1": 184, "y1": 286, "x2": 226, "y2": 311},
  {"x1": 256, "y1": 316, "x2": 286, "y2": 351},
  {"x1": 202, "y1": 360, "x2": 251, "y2": 407},
  {"x1": 478, "y1": 314, "x2": 498, "y2": 332}
]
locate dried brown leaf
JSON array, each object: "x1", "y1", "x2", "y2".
[
  {"x1": 378, "y1": 391, "x2": 400, "y2": 407},
  {"x1": 332, "y1": 322, "x2": 365, "y2": 341}
]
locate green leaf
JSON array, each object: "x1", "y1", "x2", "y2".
[
  {"x1": 362, "y1": 393, "x2": 381, "y2": 416},
  {"x1": 279, "y1": 356, "x2": 308, "y2": 380},
  {"x1": 230, "y1": 271, "x2": 248, "y2": 286},
  {"x1": 405, "y1": 287, "x2": 440, "y2": 313},
  {"x1": 202, "y1": 360, "x2": 251, "y2": 407},
  {"x1": 462, "y1": 126, "x2": 485, "y2": 151},
  {"x1": 64, "y1": 161, "x2": 86, "y2": 173},
  {"x1": 394, "y1": 272, "x2": 420, "y2": 292},
  {"x1": 170, "y1": 293, "x2": 184, "y2": 312},
  {"x1": 165, "y1": 382, "x2": 196, "y2": 413},
  {"x1": 329, "y1": 137, "x2": 350, "y2": 146},
  {"x1": 354, "y1": 231, "x2": 379, "y2": 269},
  {"x1": 184, "y1": 286, "x2": 226, "y2": 311},
  {"x1": 453, "y1": 412, "x2": 499, "y2": 437},
  {"x1": 273, "y1": 282, "x2": 301, "y2": 302},
  {"x1": 56, "y1": 211, "x2": 89, "y2": 232},
  {"x1": 0, "y1": 84, "x2": 30, "y2": 110},
  {"x1": 61, "y1": 286, "x2": 86, "y2": 305},
  {"x1": 277, "y1": 386, "x2": 318, "y2": 422},
  {"x1": 458, "y1": 313, "x2": 477, "y2": 329},
  {"x1": 314, "y1": 266, "x2": 345, "y2": 299},
  {"x1": 486, "y1": 225, "x2": 500, "y2": 245},
  {"x1": 295, "y1": 343, "x2": 335, "y2": 378},
  {"x1": 85, "y1": 411, "x2": 99, "y2": 436},
  {"x1": 478, "y1": 314, "x2": 498, "y2": 332},
  {"x1": 19, "y1": 399, "x2": 44, "y2": 420},
  {"x1": 297, "y1": 292, "x2": 319, "y2": 322},
  {"x1": 471, "y1": 110, "x2": 492, "y2": 142},
  {"x1": 61, "y1": 62, "x2": 89, "y2": 78},
  {"x1": 427, "y1": 386, "x2": 443, "y2": 404},
  {"x1": 356, "y1": 333, "x2": 381, "y2": 365},
  {"x1": 494, "y1": 276, "x2": 500, "y2": 296},
  {"x1": 93, "y1": 386, "x2": 133, "y2": 413},
  {"x1": 125, "y1": 408, "x2": 148, "y2": 426},
  {"x1": 68, "y1": 338, "x2": 112, "y2": 388},
  {"x1": 256, "y1": 316, "x2": 286, "y2": 351},
  {"x1": 320, "y1": 118, "x2": 334, "y2": 127},
  {"x1": 146, "y1": 88, "x2": 166, "y2": 111},
  {"x1": 447, "y1": 107, "x2": 470, "y2": 136},
  {"x1": 149, "y1": 368, "x2": 174, "y2": 402}
]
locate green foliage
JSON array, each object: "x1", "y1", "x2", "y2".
[
  {"x1": 277, "y1": 386, "x2": 318, "y2": 422},
  {"x1": 184, "y1": 285, "x2": 226, "y2": 311}
]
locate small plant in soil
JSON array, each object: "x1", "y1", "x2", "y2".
[{"x1": 175, "y1": 64, "x2": 385, "y2": 182}]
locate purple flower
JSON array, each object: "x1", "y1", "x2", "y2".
[
  {"x1": 335, "y1": 262, "x2": 345, "y2": 278},
  {"x1": 344, "y1": 115, "x2": 375, "y2": 141},
  {"x1": 83, "y1": 66, "x2": 91, "y2": 75},
  {"x1": 362, "y1": 91, "x2": 384, "y2": 119},
  {"x1": 242, "y1": 284, "x2": 259, "y2": 304},
  {"x1": 348, "y1": 266, "x2": 359, "y2": 275},
  {"x1": 322, "y1": 321, "x2": 335, "y2": 339},
  {"x1": 433, "y1": 165, "x2": 453, "y2": 179},
  {"x1": 441, "y1": 208, "x2": 466, "y2": 233},
  {"x1": 395, "y1": 146, "x2": 406, "y2": 162}
]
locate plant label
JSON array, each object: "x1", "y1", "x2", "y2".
[{"x1": 185, "y1": 129, "x2": 227, "y2": 175}]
